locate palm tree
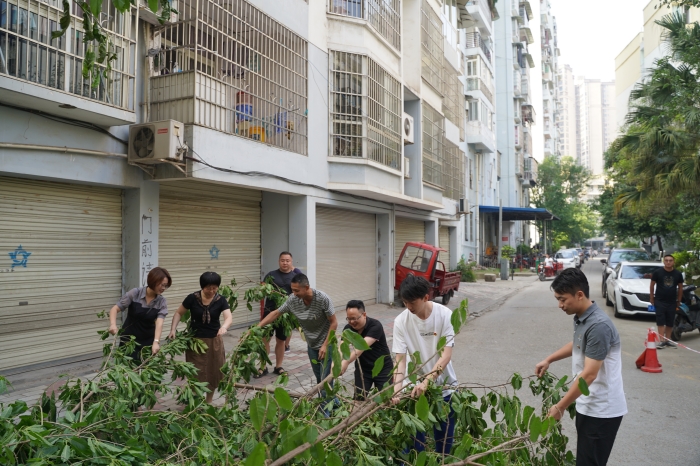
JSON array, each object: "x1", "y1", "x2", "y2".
[{"x1": 613, "y1": 11, "x2": 700, "y2": 212}]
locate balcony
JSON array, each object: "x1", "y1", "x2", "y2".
[
  {"x1": 465, "y1": 0, "x2": 498, "y2": 28},
  {"x1": 544, "y1": 139, "x2": 554, "y2": 156},
  {"x1": 0, "y1": 0, "x2": 137, "y2": 126},
  {"x1": 523, "y1": 156, "x2": 538, "y2": 187},
  {"x1": 464, "y1": 32, "x2": 492, "y2": 64},
  {"x1": 465, "y1": 76, "x2": 493, "y2": 104},
  {"x1": 521, "y1": 77, "x2": 529, "y2": 97},
  {"x1": 329, "y1": 0, "x2": 401, "y2": 50},
  {"x1": 149, "y1": 0, "x2": 309, "y2": 155},
  {"x1": 514, "y1": 125, "x2": 522, "y2": 148},
  {"x1": 465, "y1": 120, "x2": 496, "y2": 153},
  {"x1": 522, "y1": 104, "x2": 535, "y2": 125}
]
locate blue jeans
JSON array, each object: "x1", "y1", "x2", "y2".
[
  {"x1": 412, "y1": 394, "x2": 456, "y2": 456},
  {"x1": 306, "y1": 344, "x2": 334, "y2": 399}
]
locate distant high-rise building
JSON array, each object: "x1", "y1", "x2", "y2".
[
  {"x1": 541, "y1": 0, "x2": 561, "y2": 160},
  {"x1": 557, "y1": 64, "x2": 577, "y2": 159},
  {"x1": 573, "y1": 79, "x2": 616, "y2": 200}
]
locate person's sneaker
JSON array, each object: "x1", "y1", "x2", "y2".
[
  {"x1": 666, "y1": 340, "x2": 678, "y2": 349},
  {"x1": 285, "y1": 345, "x2": 291, "y2": 353},
  {"x1": 656, "y1": 341, "x2": 667, "y2": 349}
]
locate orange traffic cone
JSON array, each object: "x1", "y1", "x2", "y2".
[{"x1": 636, "y1": 328, "x2": 662, "y2": 373}]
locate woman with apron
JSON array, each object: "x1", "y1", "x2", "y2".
[
  {"x1": 168, "y1": 272, "x2": 232, "y2": 403},
  {"x1": 108, "y1": 267, "x2": 171, "y2": 362}
]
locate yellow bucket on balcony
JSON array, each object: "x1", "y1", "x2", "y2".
[{"x1": 250, "y1": 126, "x2": 266, "y2": 142}]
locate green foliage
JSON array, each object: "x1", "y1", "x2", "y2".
[
  {"x1": 0, "y1": 286, "x2": 576, "y2": 465},
  {"x1": 621, "y1": 241, "x2": 640, "y2": 248},
  {"x1": 532, "y1": 156, "x2": 597, "y2": 249},
  {"x1": 501, "y1": 245, "x2": 516, "y2": 257},
  {"x1": 456, "y1": 256, "x2": 477, "y2": 282}
]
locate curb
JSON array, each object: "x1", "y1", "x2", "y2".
[{"x1": 467, "y1": 276, "x2": 539, "y2": 321}]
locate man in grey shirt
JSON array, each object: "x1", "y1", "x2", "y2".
[
  {"x1": 535, "y1": 268, "x2": 627, "y2": 466},
  {"x1": 257, "y1": 273, "x2": 338, "y2": 391}
]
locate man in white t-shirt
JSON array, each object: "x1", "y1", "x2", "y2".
[
  {"x1": 545, "y1": 254, "x2": 553, "y2": 268},
  {"x1": 535, "y1": 268, "x2": 627, "y2": 466},
  {"x1": 392, "y1": 274, "x2": 459, "y2": 457}
]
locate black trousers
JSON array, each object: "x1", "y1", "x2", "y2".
[{"x1": 575, "y1": 412, "x2": 623, "y2": 466}]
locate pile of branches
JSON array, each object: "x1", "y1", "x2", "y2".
[{"x1": 0, "y1": 283, "x2": 576, "y2": 465}]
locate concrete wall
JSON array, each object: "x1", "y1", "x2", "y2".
[{"x1": 261, "y1": 192, "x2": 291, "y2": 278}]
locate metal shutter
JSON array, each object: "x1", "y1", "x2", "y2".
[
  {"x1": 159, "y1": 182, "x2": 261, "y2": 328},
  {"x1": 0, "y1": 177, "x2": 122, "y2": 371},
  {"x1": 316, "y1": 207, "x2": 376, "y2": 310},
  {"x1": 439, "y1": 226, "x2": 451, "y2": 271},
  {"x1": 394, "y1": 217, "x2": 426, "y2": 263}
]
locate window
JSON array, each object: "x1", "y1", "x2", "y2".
[
  {"x1": 443, "y1": 143, "x2": 464, "y2": 200},
  {"x1": 469, "y1": 158, "x2": 473, "y2": 189},
  {"x1": 443, "y1": 63, "x2": 464, "y2": 139},
  {"x1": 399, "y1": 245, "x2": 433, "y2": 272},
  {"x1": 0, "y1": 0, "x2": 135, "y2": 110},
  {"x1": 330, "y1": 0, "x2": 401, "y2": 50},
  {"x1": 422, "y1": 102, "x2": 444, "y2": 187},
  {"x1": 330, "y1": 51, "x2": 401, "y2": 169},
  {"x1": 421, "y1": 0, "x2": 443, "y2": 94},
  {"x1": 154, "y1": 0, "x2": 308, "y2": 155}
]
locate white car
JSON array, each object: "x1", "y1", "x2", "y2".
[
  {"x1": 554, "y1": 249, "x2": 578, "y2": 270},
  {"x1": 605, "y1": 261, "x2": 661, "y2": 318}
]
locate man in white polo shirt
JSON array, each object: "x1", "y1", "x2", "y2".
[
  {"x1": 536, "y1": 268, "x2": 627, "y2": 466},
  {"x1": 391, "y1": 274, "x2": 458, "y2": 458}
]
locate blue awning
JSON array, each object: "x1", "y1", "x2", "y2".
[{"x1": 478, "y1": 206, "x2": 559, "y2": 221}]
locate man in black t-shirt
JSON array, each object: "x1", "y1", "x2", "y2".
[
  {"x1": 650, "y1": 255, "x2": 684, "y2": 349},
  {"x1": 339, "y1": 299, "x2": 394, "y2": 400},
  {"x1": 255, "y1": 251, "x2": 301, "y2": 377}
]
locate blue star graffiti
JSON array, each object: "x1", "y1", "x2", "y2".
[
  {"x1": 209, "y1": 245, "x2": 220, "y2": 260},
  {"x1": 9, "y1": 245, "x2": 32, "y2": 269}
]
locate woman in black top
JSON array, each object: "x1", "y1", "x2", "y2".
[
  {"x1": 168, "y1": 272, "x2": 232, "y2": 403},
  {"x1": 339, "y1": 299, "x2": 394, "y2": 400},
  {"x1": 108, "y1": 267, "x2": 171, "y2": 362}
]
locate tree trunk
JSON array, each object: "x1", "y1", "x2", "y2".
[{"x1": 656, "y1": 235, "x2": 664, "y2": 254}]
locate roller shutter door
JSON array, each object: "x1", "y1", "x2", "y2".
[
  {"x1": 394, "y1": 217, "x2": 426, "y2": 263},
  {"x1": 316, "y1": 207, "x2": 376, "y2": 310},
  {"x1": 439, "y1": 226, "x2": 451, "y2": 271},
  {"x1": 159, "y1": 182, "x2": 261, "y2": 328},
  {"x1": 0, "y1": 177, "x2": 122, "y2": 371}
]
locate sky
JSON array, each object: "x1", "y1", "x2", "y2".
[{"x1": 553, "y1": 0, "x2": 653, "y2": 81}]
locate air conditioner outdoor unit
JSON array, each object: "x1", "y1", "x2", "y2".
[
  {"x1": 403, "y1": 113, "x2": 414, "y2": 145},
  {"x1": 404, "y1": 157, "x2": 411, "y2": 178},
  {"x1": 128, "y1": 120, "x2": 186, "y2": 164},
  {"x1": 458, "y1": 198, "x2": 469, "y2": 214}
]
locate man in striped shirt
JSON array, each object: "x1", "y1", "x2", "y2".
[{"x1": 257, "y1": 273, "x2": 338, "y2": 391}]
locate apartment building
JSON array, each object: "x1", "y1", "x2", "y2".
[
  {"x1": 615, "y1": 1, "x2": 700, "y2": 131},
  {"x1": 0, "y1": 0, "x2": 506, "y2": 372},
  {"x1": 493, "y1": 0, "x2": 537, "y2": 250},
  {"x1": 540, "y1": 0, "x2": 560, "y2": 160},
  {"x1": 557, "y1": 64, "x2": 576, "y2": 158},
  {"x1": 574, "y1": 79, "x2": 615, "y2": 200}
]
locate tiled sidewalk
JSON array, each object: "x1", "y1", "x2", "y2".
[{"x1": 0, "y1": 276, "x2": 537, "y2": 408}]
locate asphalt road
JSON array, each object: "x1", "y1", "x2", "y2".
[{"x1": 451, "y1": 255, "x2": 700, "y2": 465}]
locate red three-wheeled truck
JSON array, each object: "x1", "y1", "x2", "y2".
[{"x1": 394, "y1": 242, "x2": 461, "y2": 305}]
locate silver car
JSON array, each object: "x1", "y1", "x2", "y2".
[{"x1": 605, "y1": 261, "x2": 661, "y2": 318}]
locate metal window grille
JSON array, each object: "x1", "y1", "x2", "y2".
[
  {"x1": 443, "y1": 142, "x2": 464, "y2": 200},
  {"x1": 151, "y1": 0, "x2": 308, "y2": 155},
  {"x1": 420, "y1": 0, "x2": 443, "y2": 94},
  {"x1": 329, "y1": 0, "x2": 401, "y2": 50},
  {"x1": 0, "y1": 0, "x2": 135, "y2": 110},
  {"x1": 422, "y1": 102, "x2": 443, "y2": 187},
  {"x1": 330, "y1": 50, "x2": 401, "y2": 170},
  {"x1": 443, "y1": 62, "x2": 464, "y2": 141}
]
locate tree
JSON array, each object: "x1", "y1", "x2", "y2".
[
  {"x1": 612, "y1": 11, "x2": 700, "y2": 211},
  {"x1": 531, "y1": 156, "x2": 597, "y2": 249},
  {"x1": 0, "y1": 282, "x2": 578, "y2": 465}
]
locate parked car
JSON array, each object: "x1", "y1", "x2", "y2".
[
  {"x1": 601, "y1": 248, "x2": 652, "y2": 299},
  {"x1": 554, "y1": 249, "x2": 578, "y2": 270},
  {"x1": 602, "y1": 247, "x2": 610, "y2": 254},
  {"x1": 605, "y1": 261, "x2": 661, "y2": 317}
]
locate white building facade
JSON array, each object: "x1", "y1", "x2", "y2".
[{"x1": 0, "y1": 0, "x2": 509, "y2": 372}]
